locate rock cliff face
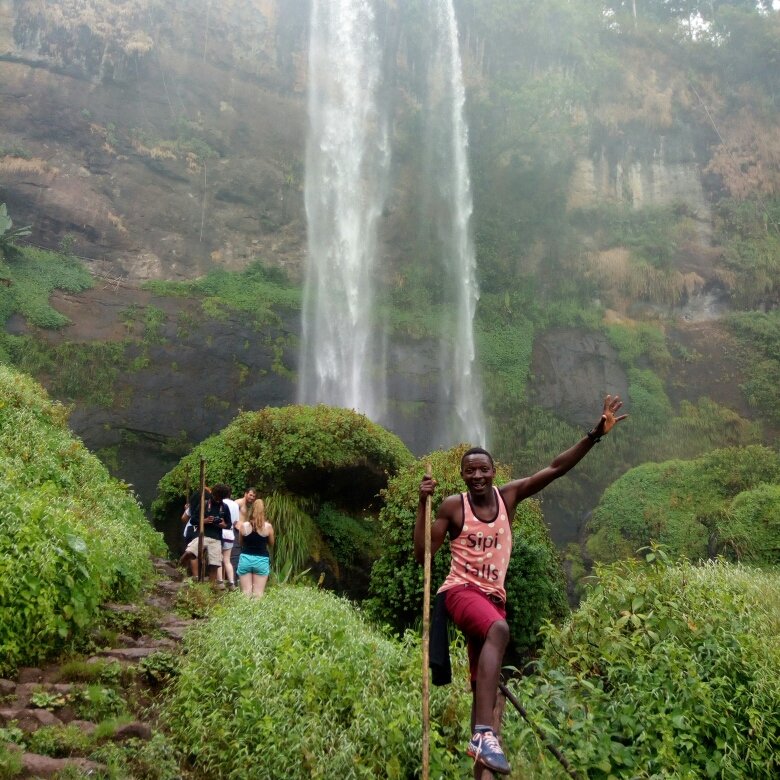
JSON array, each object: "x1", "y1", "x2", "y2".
[
  {"x1": 0, "y1": 0, "x2": 761, "y2": 526},
  {"x1": 1, "y1": 0, "x2": 309, "y2": 281}
]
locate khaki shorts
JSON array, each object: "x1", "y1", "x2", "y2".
[{"x1": 185, "y1": 536, "x2": 222, "y2": 567}]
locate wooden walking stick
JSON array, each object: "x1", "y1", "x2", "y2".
[
  {"x1": 421, "y1": 463, "x2": 433, "y2": 780},
  {"x1": 197, "y1": 458, "x2": 206, "y2": 583}
]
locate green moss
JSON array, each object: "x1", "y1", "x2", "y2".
[
  {"x1": 143, "y1": 260, "x2": 301, "y2": 329},
  {"x1": 5, "y1": 336, "x2": 127, "y2": 408},
  {"x1": 0, "y1": 245, "x2": 92, "y2": 330}
]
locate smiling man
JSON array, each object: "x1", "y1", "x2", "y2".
[{"x1": 415, "y1": 395, "x2": 627, "y2": 775}]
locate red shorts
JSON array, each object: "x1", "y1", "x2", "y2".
[{"x1": 443, "y1": 585, "x2": 506, "y2": 682}]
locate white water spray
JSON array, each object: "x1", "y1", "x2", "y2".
[
  {"x1": 429, "y1": 0, "x2": 485, "y2": 446},
  {"x1": 299, "y1": 0, "x2": 389, "y2": 418}
]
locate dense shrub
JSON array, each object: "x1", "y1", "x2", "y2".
[
  {"x1": 162, "y1": 587, "x2": 474, "y2": 779},
  {"x1": 510, "y1": 556, "x2": 780, "y2": 778},
  {"x1": 152, "y1": 404, "x2": 414, "y2": 520},
  {"x1": 0, "y1": 366, "x2": 164, "y2": 674},
  {"x1": 587, "y1": 445, "x2": 780, "y2": 564},
  {"x1": 367, "y1": 445, "x2": 568, "y2": 657},
  {"x1": 726, "y1": 309, "x2": 780, "y2": 425}
]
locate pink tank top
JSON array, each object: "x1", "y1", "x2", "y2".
[{"x1": 438, "y1": 488, "x2": 512, "y2": 603}]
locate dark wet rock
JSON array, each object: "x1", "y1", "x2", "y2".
[
  {"x1": 0, "y1": 679, "x2": 15, "y2": 696},
  {"x1": 103, "y1": 603, "x2": 141, "y2": 614},
  {"x1": 153, "y1": 559, "x2": 183, "y2": 580},
  {"x1": 19, "y1": 751, "x2": 106, "y2": 778},
  {"x1": 530, "y1": 329, "x2": 629, "y2": 429},
  {"x1": 135, "y1": 638, "x2": 178, "y2": 650},
  {"x1": 112, "y1": 721, "x2": 153, "y2": 742},
  {"x1": 16, "y1": 668, "x2": 43, "y2": 684},
  {"x1": 159, "y1": 624, "x2": 190, "y2": 641},
  {"x1": 54, "y1": 705, "x2": 78, "y2": 724},
  {"x1": 2, "y1": 708, "x2": 63, "y2": 733},
  {"x1": 98, "y1": 647, "x2": 159, "y2": 661},
  {"x1": 11, "y1": 683, "x2": 37, "y2": 708}
]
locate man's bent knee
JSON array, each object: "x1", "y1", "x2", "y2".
[{"x1": 486, "y1": 619, "x2": 510, "y2": 646}]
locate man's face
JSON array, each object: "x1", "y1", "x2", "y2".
[
  {"x1": 461, "y1": 454, "x2": 495, "y2": 498},
  {"x1": 245, "y1": 489, "x2": 257, "y2": 505}
]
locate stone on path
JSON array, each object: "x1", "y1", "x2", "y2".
[
  {"x1": 112, "y1": 720, "x2": 153, "y2": 741},
  {"x1": 19, "y1": 750, "x2": 106, "y2": 778}
]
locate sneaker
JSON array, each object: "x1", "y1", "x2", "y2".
[{"x1": 467, "y1": 729, "x2": 511, "y2": 775}]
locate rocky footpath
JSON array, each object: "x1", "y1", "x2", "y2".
[{"x1": 0, "y1": 558, "x2": 199, "y2": 779}]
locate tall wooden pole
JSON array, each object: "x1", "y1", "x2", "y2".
[
  {"x1": 197, "y1": 458, "x2": 206, "y2": 583},
  {"x1": 421, "y1": 463, "x2": 433, "y2": 780}
]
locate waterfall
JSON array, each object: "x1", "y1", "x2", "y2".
[
  {"x1": 299, "y1": 0, "x2": 390, "y2": 419},
  {"x1": 300, "y1": 0, "x2": 485, "y2": 447},
  {"x1": 428, "y1": 0, "x2": 486, "y2": 446}
]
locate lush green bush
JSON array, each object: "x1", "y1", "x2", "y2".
[
  {"x1": 0, "y1": 366, "x2": 165, "y2": 675},
  {"x1": 510, "y1": 556, "x2": 780, "y2": 778},
  {"x1": 162, "y1": 586, "x2": 474, "y2": 779},
  {"x1": 153, "y1": 404, "x2": 414, "y2": 520},
  {"x1": 367, "y1": 445, "x2": 568, "y2": 657},
  {"x1": 587, "y1": 446, "x2": 780, "y2": 564}
]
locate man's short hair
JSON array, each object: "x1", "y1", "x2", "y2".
[{"x1": 460, "y1": 447, "x2": 494, "y2": 469}]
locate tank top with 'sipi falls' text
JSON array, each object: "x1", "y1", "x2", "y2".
[{"x1": 437, "y1": 488, "x2": 512, "y2": 604}]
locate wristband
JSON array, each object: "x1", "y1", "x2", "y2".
[{"x1": 586, "y1": 428, "x2": 602, "y2": 443}]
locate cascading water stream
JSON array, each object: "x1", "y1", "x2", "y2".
[
  {"x1": 298, "y1": 0, "x2": 389, "y2": 419},
  {"x1": 429, "y1": 0, "x2": 486, "y2": 446},
  {"x1": 300, "y1": 0, "x2": 484, "y2": 447}
]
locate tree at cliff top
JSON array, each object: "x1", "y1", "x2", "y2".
[
  {"x1": 586, "y1": 445, "x2": 780, "y2": 564},
  {"x1": 366, "y1": 444, "x2": 568, "y2": 658},
  {"x1": 508, "y1": 554, "x2": 780, "y2": 777},
  {"x1": 0, "y1": 365, "x2": 165, "y2": 675}
]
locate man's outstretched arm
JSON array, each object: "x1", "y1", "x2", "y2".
[{"x1": 500, "y1": 394, "x2": 628, "y2": 511}]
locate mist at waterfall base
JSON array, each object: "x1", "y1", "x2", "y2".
[{"x1": 299, "y1": 0, "x2": 486, "y2": 453}]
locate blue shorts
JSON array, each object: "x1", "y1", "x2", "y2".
[{"x1": 237, "y1": 553, "x2": 270, "y2": 577}]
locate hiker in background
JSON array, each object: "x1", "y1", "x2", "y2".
[
  {"x1": 181, "y1": 483, "x2": 233, "y2": 585},
  {"x1": 233, "y1": 487, "x2": 258, "y2": 578},
  {"x1": 236, "y1": 487, "x2": 258, "y2": 523},
  {"x1": 222, "y1": 488, "x2": 240, "y2": 590},
  {"x1": 236, "y1": 496, "x2": 274, "y2": 598},
  {"x1": 415, "y1": 395, "x2": 627, "y2": 776},
  {"x1": 178, "y1": 489, "x2": 208, "y2": 578}
]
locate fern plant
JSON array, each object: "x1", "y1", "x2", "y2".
[{"x1": 0, "y1": 203, "x2": 31, "y2": 257}]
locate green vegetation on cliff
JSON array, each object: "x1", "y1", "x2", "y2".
[
  {"x1": 587, "y1": 445, "x2": 780, "y2": 564},
  {"x1": 0, "y1": 365, "x2": 164, "y2": 675},
  {"x1": 144, "y1": 260, "x2": 301, "y2": 328}
]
